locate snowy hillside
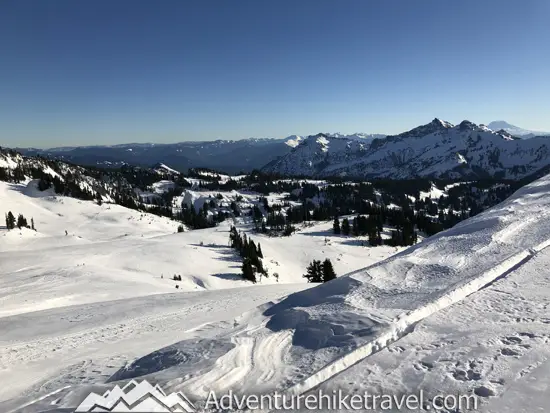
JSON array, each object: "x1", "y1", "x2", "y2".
[
  {"x1": 0, "y1": 177, "x2": 404, "y2": 408},
  {"x1": 15, "y1": 171, "x2": 550, "y2": 412},
  {"x1": 263, "y1": 119, "x2": 550, "y2": 179}
]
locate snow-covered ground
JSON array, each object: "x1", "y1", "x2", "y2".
[
  {"x1": 11, "y1": 172, "x2": 550, "y2": 412},
  {"x1": 316, "y1": 242, "x2": 550, "y2": 412},
  {"x1": 0, "y1": 179, "x2": 401, "y2": 410}
]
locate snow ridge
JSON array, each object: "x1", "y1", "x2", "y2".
[{"x1": 285, "y1": 242, "x2": 549, "y2": 398}]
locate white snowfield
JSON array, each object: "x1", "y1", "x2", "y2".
[
  {"x1": 0, "y1": 179, "x2": 401, "y2": 410},
  {"x1": 18, "y1": 171, "x2": 550, "y2": 412}
]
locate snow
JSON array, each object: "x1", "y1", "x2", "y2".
[
  {"x1": 0, "y1": 153, "x2": 19, "y2": 169},
  {"x1": 457, "y1": 152, "x2": 468, "y2": 164},
  {"x1": 284, "y1": 135, "x2": 303, "y2": 148},
  {"x1": 419, "y1": 183, "x2": 447, "y2": 200},
  {"x1": 15, "y1": 171, "x2": 550, "y2": 412},
  {"x1": 154, "y1": 163, "x2": 180, "y2": 175},
  {"x1": 265, "y1": 119, "x2": 550, "y2": 179},
  {"x1": 0, "y1": 180, "x2": 401, "y2": 409},
  {"x1": 151, "y1": 180, "x2": 176, "y2": 194}
]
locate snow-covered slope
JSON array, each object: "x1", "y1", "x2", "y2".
[
  {"x1": 23, "y1": 170, "x2": 549, "y2": 412},
  {"x1": 487, "y1": 120, "x2": 550, "y2": 138},
  {"x1": 152, "y1": 162, "x2": 180, "y2": 175},
  {"x1": 263, "y1": 119, "x2": 550, "y2": 179},
  {"x1": 0, "y1": 178, "x2": 403, "y2": 407}
]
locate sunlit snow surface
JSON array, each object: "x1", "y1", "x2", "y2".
[
  {"x1": 11, "y1": 172, "x2": 550, "y2": 412},
  {"x1": 0, "y1": 179, "x2": 400, "y2": 411}
]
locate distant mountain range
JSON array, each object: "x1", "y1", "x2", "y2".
[
  {"x1": 11, "y1": 120, "x2": 550, "y2": 178},
  {"x1": 16, "y1": 133, "x2": 385, "y2": 174},
  {"x1": 262, "y1": 119, "x2": 550, "y2": 179}
]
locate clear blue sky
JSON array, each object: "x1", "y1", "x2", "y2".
[{"x1": 1, "y1": 0, "x2": 549, "y2": 148}]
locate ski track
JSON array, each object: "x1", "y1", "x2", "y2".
[
  {"x1": 0, "y1": 301, "x2": 219, "y2": 369},
  {"x1": 282, "y1": 237, "x2": 550, "y2": 399}
]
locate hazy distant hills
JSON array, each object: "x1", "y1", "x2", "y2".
[{"x1": 16, "y1": 134, "x2": 385, "y2": 174}]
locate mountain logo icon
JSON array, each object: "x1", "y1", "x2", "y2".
[{"x1": 74, "y1": 379, "x2": 196, "y2": 412}]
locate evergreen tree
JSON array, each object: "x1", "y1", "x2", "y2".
[
  {"x1": 368, "y1": 227, "x2": 380, "y2": 246},
  {"x1": 31, "y1": 218, "x2": 35, "y2": 231},
  {"x1": 333, "y1": 217, "x2": 341, "y2": 234},
  {"x1": 341, "y1": 218, "x2": 351, "y2": 236},
  {"x1": 16, "y1": 214, "x2": 28, "y2": 229},
  {"x1": 322, "y1": 258, "x2": 337, "y2": 282},
  {"x1": 5, "y1": 212, "x2": 15, "y2": 230},
  {"x1": 304, "y1": 260, "x2": 323, "y2": 283},
  {"x1": 241, "y1": 258, "x2": 257, "y2": 283},
  {"x1": 283, "y1": 223, "x2": 295, "y2": 236}
]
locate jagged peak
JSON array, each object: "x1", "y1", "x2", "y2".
[
  {"x1": 432, "y1": 118, "x2": 454, "y2": 128},
  {"x1": 395, "y1": 118, "x2": 454, "y2": 139},
  {"x1": 458, "y1": 120, "x2": 478, "y2": 131}
]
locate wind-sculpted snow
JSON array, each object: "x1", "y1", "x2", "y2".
[{"x1": 92, "y1": 171, "x2": 550, "y2": 403}]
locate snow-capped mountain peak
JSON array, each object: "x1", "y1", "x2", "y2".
[
  {"x1": 487, "y1": 120, "x2": 550, "y2": 138},
  {"x1": 395, "y1": 118, "x2": 454, "y2": 140},
  {"x1": 262, "y1": 118, "x2": 550, "y2": 179},
  {"x1": 284, "y1": 135, "x2": 303, "y2": 148}
]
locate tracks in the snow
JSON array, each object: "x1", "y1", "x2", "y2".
[{"x1": 283, "y1": 237, "x2": 550, "y2": 398}]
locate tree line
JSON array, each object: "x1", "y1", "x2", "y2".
[{"x1": 4, "y1": 211, "x2": 35, "y2": 231}]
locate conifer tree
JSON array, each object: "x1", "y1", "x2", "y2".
[
  {"x1": 31, "y1": 218, "x2": 35, "y2": 231},
  {"x1": 333, "y1": 217, "x2": 341, "y2": 234},
  {"x1": 304, "y1": 260, "x2": 323, "y2": 283},
  {"x1": 341, "y1": 218, "x2": 351, "y2": 236},
  {"x1": 6, "y1": 211, "x2": 15, "y2": 230},
  {"x1": 322, "y1": 258, "x2": 337, "y2": 282},
  {"x1": 352, "y1": 216, "x2": 359, "y2": 236},
  {"x1": 241, "y1": 258, "x2": 257, "y2": 283},
  {"x1": 17, "y1": 214, "x2": 28, "y2": 229}
]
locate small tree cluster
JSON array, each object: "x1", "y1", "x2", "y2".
[
  {"x1": 173, "y1": 274, "x2": 182, "y2": 281},
  {"x1": 229, "y1": 226, "x2": 268, "y2": 283},
  {"x1": 304, "y1": 258, "x2": 337, "y2": 283},
  {"x1": 335, "y1": 214, "x2": 416, "y2": 247},
  {"x1": 5, "y1": 211, "x2": 35, "y2": 231}
]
